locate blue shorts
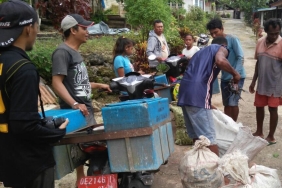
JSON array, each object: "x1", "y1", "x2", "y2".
[
  {"x1": 181, "y1": 106, "x2": 216, "y2": 144},
  {"x1": 221, "y1": 79, "x2": 245, "y2": 106}
]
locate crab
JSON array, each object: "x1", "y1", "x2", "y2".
[{"x1": 224, "y1": 80, "x2": 246, "y2": 101}]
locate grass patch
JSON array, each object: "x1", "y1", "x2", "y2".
[{"x1": 80, "y1": 35, "x2": 118, "y2": 55}]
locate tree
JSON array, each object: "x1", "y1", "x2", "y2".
[
  {"x1": 36, "y1": 0, "x2": 92, "y2": 29},
  {"x1": 217, "y1": 0, "x2": 268, "y2": 24},
  {"x1": 124, "y1": 0, "x2": 174, "y2": 42}
]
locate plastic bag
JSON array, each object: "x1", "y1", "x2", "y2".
[
  {"x1": 212, "y1": 110, "x2": 243, "y2": 156},
  {"x1": 225, "y1": 127, "x2": 268, "y2": 162},
  {"x1": 249, "y1": 165, "x2": 282, "y2": 188},
  {"x1": 179, "y1": 136, "x2": 224, "y2": 188}
]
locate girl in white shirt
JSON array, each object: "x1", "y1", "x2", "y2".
[{"x1": 182, "y1": 34, "x2": 200, "y2": 59}]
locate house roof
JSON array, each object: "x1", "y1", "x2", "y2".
[
  {"x1": 271, "y1": 0, "x2": 282, "y2": 7},
  {"x1": 38, "y1": 83, "x2": 58, "y2": 112}
]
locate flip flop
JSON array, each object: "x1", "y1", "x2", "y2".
[{"x1": 267, "y1": 141, "x2": 277, "y2": 146}]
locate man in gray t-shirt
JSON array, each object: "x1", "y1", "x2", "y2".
[
  {"x1": 52, "y1": 43, "x2": 96, "y2": 124},
  {"x1": 51, "y1": 14, "x2": 111, "y2": 186}
]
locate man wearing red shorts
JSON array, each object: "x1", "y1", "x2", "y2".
[{"x1": 249, "y1": 18, "x2": 282, "y2": 145}]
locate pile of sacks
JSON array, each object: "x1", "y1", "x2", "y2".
[{"x1": 179, "y1": 110, "x2": 281, "y2": 188}]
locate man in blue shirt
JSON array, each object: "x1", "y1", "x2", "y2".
[
  {"x1": 207, "y1": 18, "x2": 246, "y2": 122},
  {"x1": 177, "y1": 37, "x2": 240, "y2": 155}
]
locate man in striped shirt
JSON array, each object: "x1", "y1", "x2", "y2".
[
  {"x1": 249, "y1": 19, "x2": 282, "y2": 146},
  {"x1": 177, "y1": 37, "x2": 240, "y2": 155}
]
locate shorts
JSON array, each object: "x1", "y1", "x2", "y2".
[
  {"x1": 181, "y1": 106, "x2": 216, "y2": 144},
  {"x1": 221, "y1": 78, "x2": 245, "y2": 106},
  {"x1": 254, "y1": 92, "x2": 280, "y2": 107}
]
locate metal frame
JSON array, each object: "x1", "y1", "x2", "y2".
[{"x1": 55, "y1": 119, "x2": 171, "y2": 146}]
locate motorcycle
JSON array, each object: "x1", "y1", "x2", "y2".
[
  {"x1": 197, "y1": 33, "x2": 210, "y2": 49},
  {"x1": 148, "y1": 54, "x2": 189, "y2": 83},
  {"x1": 164, "y1": 55, "x2": 189, "y2": 83},
  {"x1": 80, "y1": 73, "x2": 168, "y2": 188}
]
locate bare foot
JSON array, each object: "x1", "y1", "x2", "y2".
[
  {"x1": 252, "y1": 132, "x2": 264, "y2": 138},
  {"x1": 265, "y1": 136, "x2": 276, "y2": 143}
]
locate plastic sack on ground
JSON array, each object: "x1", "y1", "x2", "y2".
[
  {"x1": 225, "y1": 127, "x2": 268, "y2": 162},
  {"x1": 219, "y1": 150, "x2": 251, "y2": 188},
  {"x1": 179, "y1": 136, "x2": 224, "y2": 188},
  {"x1": 249, "y1": 165, "x2": 282, "y2": 188},
  {"x1": 212, "y1": 110, "x2": 243, "y2": 156}
]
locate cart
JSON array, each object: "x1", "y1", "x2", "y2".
[{"x1": 50, "y1": 98, "x2": 174, "y2": 188}]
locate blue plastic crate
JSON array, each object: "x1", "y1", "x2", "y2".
[
  {"x1": 39, "y1": 109, "x2": 88, "y2": 180},
  {"x1": 154, "y1": 74, "x2": 168, "y2": 89},
  {"x1": 102, "y1": 98, "x2": 170, "y2": 132},
  {"x1": 107, "y1": 121, "x2": 174, "y2": 172},
  {"x1": 39, "y1": 109, "x2": 87, "y2": 134},
  {"x1": 155, "y1": 88, "x2": 172, "y2": 103},
  {"x1": 53, "y1": 144, "x2": 88, "y2": 180},
  {"x1": 102, "y1": 98, "x2": 174, "y2": 172}
]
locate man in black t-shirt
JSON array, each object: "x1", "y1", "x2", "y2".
[{"x1": 0, "y1": 1, "x2": 68, "y2": 187}]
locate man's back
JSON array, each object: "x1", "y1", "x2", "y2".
[
  {"x1": 0, "y1": 47, "x2": 57, "y2": 186},
  {"x1": 177, "y1": 44, "x2": 221, "y2": 109}
]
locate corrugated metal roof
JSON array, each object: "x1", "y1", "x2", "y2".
[
  {"x1": 271, "y1": 0, "x2": 282, "y2": 7},
  {"x1": 257, "y1": 7, "x2": 276, "y2": 12},
  {"x1": 38, "y1": 83, "x2": 58, "y2": 106}
]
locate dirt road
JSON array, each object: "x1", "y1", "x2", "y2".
[{"x1": 151, "y1": 18, "x2": 282, "y2": 188}]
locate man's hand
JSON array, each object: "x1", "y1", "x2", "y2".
[
  {"x1": 249, "y1": 83, "x2": 256, "y2": 94},
  {"x1": 100, "y1": 84, "x2": 112, "y2": 92},
  {"x1": 58, "y1": 118, "x2": 69, "y2": 129},
  {"x1": 233, "y1": 73, "x2": 241, "y2": 84},
  {"x1": 211, "y1": 105, "x2": 217, "y2": 110},
  {"x1": 73, "y1": 103, "x2": 89, "y2": 116},
  {"x1": 156, "y1": 57, "x2": 163, "y2": 62}
]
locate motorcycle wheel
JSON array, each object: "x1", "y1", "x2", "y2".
[{"x1": 128, "y1": 179, "x2": 151, "y2": 188}]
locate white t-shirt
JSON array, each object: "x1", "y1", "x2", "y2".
[{"x1": 182, "y1": 46, "x2": 200, "y2": 58}]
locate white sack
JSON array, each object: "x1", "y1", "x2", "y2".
[
  {"x1": 249, "y1": 165, "x2": 282, "y2": 188},
  {"x1": 179, "y1": 136, "x2": 223, "y2": 188},
  {"x1": 219, "y1": 150, "x2": 251, "y2": 188},
  {"x1": 212, "y1": 110, "x2": 243, "y2": 156},
  {"x1": 225, "y1": 127, "x2": 268, "y2": 162}
]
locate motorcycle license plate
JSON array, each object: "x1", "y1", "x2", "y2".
[{"x1": 78, "y1": 174, "x2": 117, "y2": 188}]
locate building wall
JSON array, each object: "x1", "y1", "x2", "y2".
[
  {"x1": 183, "y1": 0, "x2": 208, "y2": 12},
  {"x1": 104, "y1": 0, "x2": 119, "y2": 10},
  {"x1": 183, "y1": 0, "x2": 194, "y2": 11}
]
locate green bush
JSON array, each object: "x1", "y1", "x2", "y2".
[
  {"x1": 28, "y1": 39, "x2": 61, "y2": 84},
  {"x1": 124, "y1": 0, "x2": 174, "y2": 42},
  {"x1": 206, "y1": 11, "x2": 221, "y2": 20},
  {"x1": 226, "y1": 13, "x2": 231, "y2": 18},
  {"x1": 179, "y1": 6, "x2": 208, "y2": 35},
  {"x1": 91, "y1": 9, "x2": 113, "y2": 23},
  {"x1": 166, "y1": 17, "x2": 184, "y2": 54}
]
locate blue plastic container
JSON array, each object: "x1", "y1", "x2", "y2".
[
  {"x1": 154, "y1": 74, "x2": 168, "y2": 89},
  {"x1": 155, "y1": 88, "x2": 172, "y2": 103},
  {"x1": 40, "y1": 109, "x2": 88, "y2": 180},
  {"x1": 102, "y1": 98, "x2": 170, "y2": 132},
  {"x1": 101, "y1": 98, "x2": 174, "y2": 172},
  {"x1": 40, "y1": 109, "x2": 87, "y2": 134}
]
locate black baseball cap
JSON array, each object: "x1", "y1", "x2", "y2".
[
  {"x1": 0, "y1": 0, "x2": 38, "y2": 47},
  {"x1": 61, "y1": 14, "x2": 94, "y2": 32}
]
